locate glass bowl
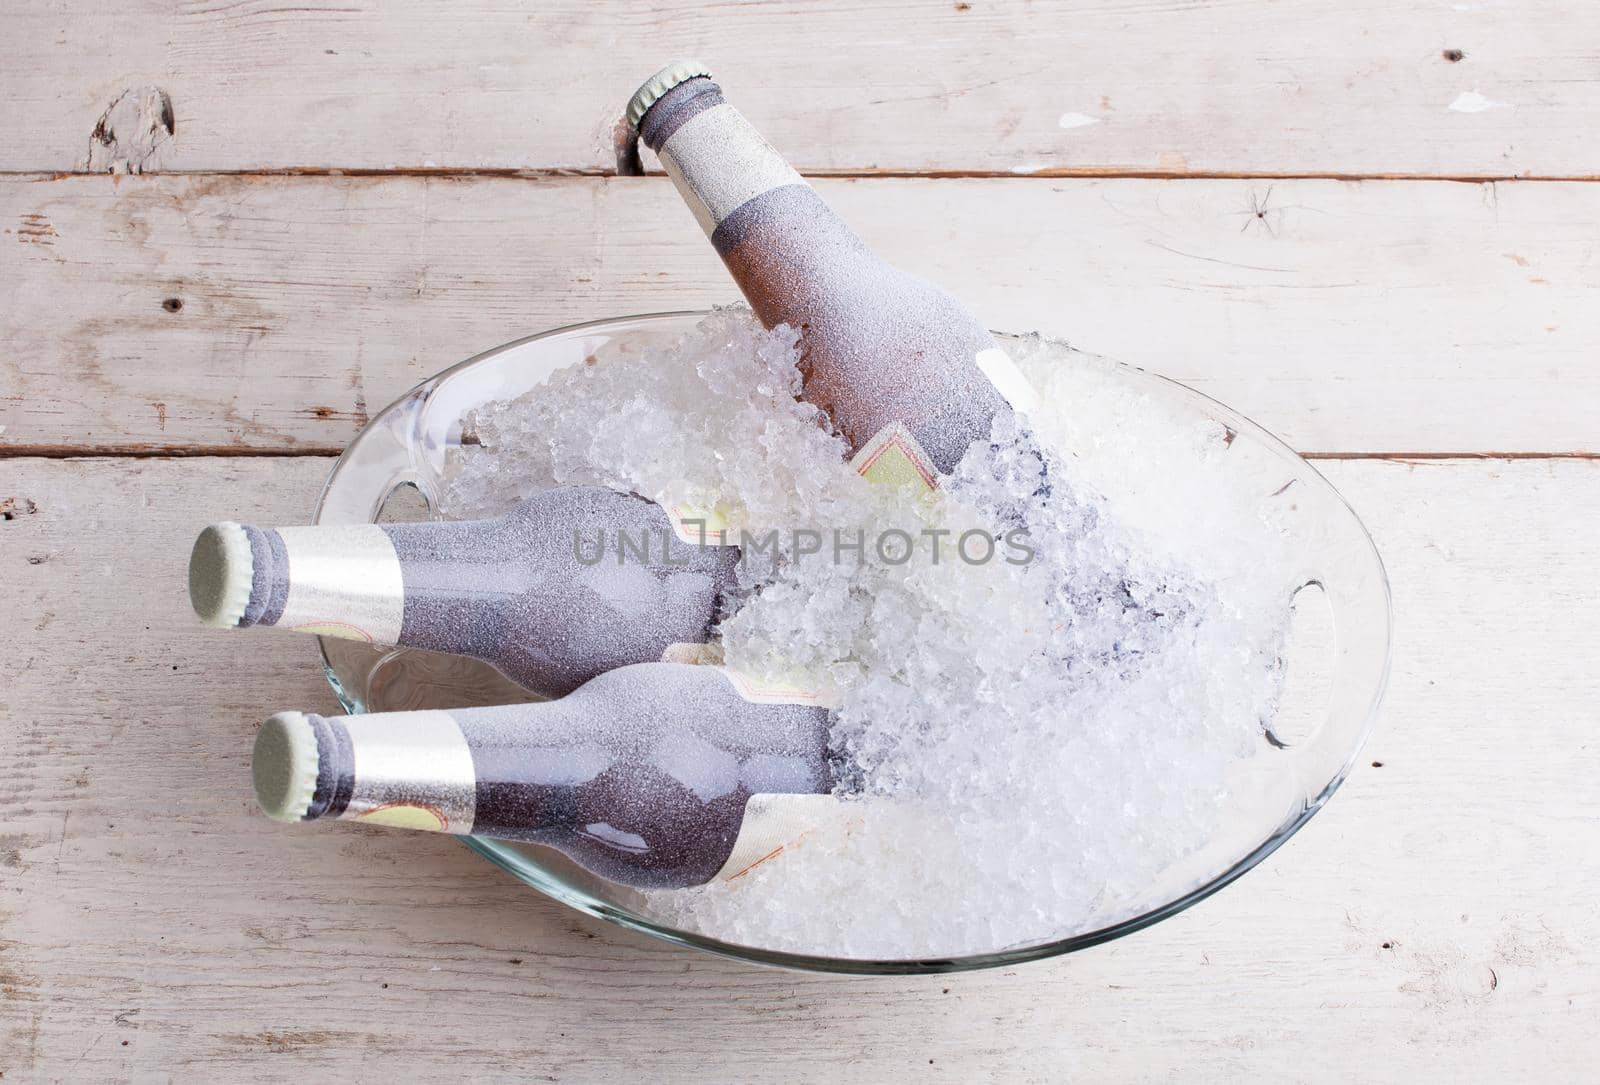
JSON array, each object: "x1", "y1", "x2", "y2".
[{"x1": 313, "y1": 311, "x2": 1390, "y2": 974}]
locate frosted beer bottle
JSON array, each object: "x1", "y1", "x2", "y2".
[
  {"x1": 188, "y1": 487, "x2": 738, "y2": 697},
  {"x1": 250, "y1": 662, "x2": 841, "y2": 889},
  {"x1": 627, "y1": 61, "x2": 1043, "y2": 490}
]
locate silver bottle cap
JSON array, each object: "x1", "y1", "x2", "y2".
[
  {"x1": 625, "y1": 59, "x2": 714, "y2": 132},
  {"x1": 253, "y1": 711, "x2": 321, "y2": 822},
  {"x1": 189, "y1": 521, "x2": 254, "y2": 627}
]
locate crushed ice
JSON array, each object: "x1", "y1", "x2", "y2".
[{"x1": 441, "y1": 308, "x2": 1294, "y2": 959}]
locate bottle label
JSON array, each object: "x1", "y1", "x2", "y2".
[
  {"x1": 338, "y1": 711, "x2": 478, "y2": 833},
  {"x1": 847, "y1": 348, "x2": 1040, "y2": 495},
  {"x1": 661, "y1": 498, "x2": 737, "y2": 546},
  {"x1": 273, "y1": 524, "x2": 405, "y2": 644},
  {"x1": 712, "y1": 793, "x2": 865, "y2": 882},
  {"x1": 660, "y1": 642, "x2": 841, "y2": 709},
  {"x1": 974, "y1": 346, "x2": 1042, "y2": 415},
  {"x1": 849, "y1": 421, "x2": 941, "y2": 493}
]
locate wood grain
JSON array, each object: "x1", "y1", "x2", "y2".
[
  {"x1": 3, "y1": 1, "x2": 1598, "y2": 178},
  {"x1": 1, "y1": 455, "x2": 1595, "y2": 1080},
  {"x1": 4, "y1": 3, "x2": 1596, "y2": 1078},
  {"x1": 4, "y1": 173, "x2": 1596, "y2": 457}
]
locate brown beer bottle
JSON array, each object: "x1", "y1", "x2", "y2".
[
  {"x1": 250, "y1": 662, "x2": 841, "y2": 889},
  {"x1": 627, "y1": 61, "x2": 1043, "y2": 490},
  {"x1": 188, "y1": 487, "x2": 739, "y2": 698}
]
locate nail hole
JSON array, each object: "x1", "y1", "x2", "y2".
[
  {"x1": 162, "y1": 297, "x2": 183, "y2": 312},
  {"x1": 1442, "y1": 48, "x2": 1465, "y2": 62}
]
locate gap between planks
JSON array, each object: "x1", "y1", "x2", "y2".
[
  {"x1": 3, "y1": 447, "x2": 1597, "y2": 462},
  {"x1": 7, "y1": 167, "x2": 1600, "y2": 184}
]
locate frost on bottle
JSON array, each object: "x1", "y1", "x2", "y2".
[
  {"x1": 628, "y1": 61, "x2": 1045, "y2": 492},
  {"x1": 188, "y1": 487, "x2": 738, "y2": 697},
  {"x1": 251, "y1": 662, "x2": 843, "y2": 889}
]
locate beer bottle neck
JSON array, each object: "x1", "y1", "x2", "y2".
[
  {"x1": 643, "y1": 78, "x2": 810, "y2": 246},
  {"x1": 190, "y1": 521, "x2": 411, "y2": 643},
  {"x1": 189, "y1": 519, "x2": 524, "y2": 647},
  {"x1": 254, "y1": 709, "x2": 491, "y2": 833}
]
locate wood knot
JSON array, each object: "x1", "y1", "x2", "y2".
[
  {"x1": 0, "y1": 497, "x2": 39, "y2": 521},
  {"x1": 86, "y1": 87, "x2": 176, "y2": 174}
]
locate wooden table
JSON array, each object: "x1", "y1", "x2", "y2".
[{"x1": 3, "y1": 3, "x2": 1596, "y2": 1080}]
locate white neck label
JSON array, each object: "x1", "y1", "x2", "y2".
[
  {"x1": 658, "y1": 103, "x2": 805, "y2": 237},
  {"x1": 275, "y1": 524, "x2": 405, "y2": 645},
  {"x1": 341, "y1": 710, "x2": 478, "y2": 833}
]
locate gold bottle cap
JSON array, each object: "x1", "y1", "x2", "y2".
[
  {"x1": 253, "y1": 712, "x2": 321, "y2": 822},
  {"x1": 189, "y1": 521, "x2": 254, "y2": 628},
  {"x1": 625, "y1": 59, "x2": 714, "y2": 132}
]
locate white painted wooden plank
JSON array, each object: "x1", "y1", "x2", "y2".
[
  {"x1": 3, "y1": 174, "x2": 1594, "y2": 456},
  {"x1": 1, "y1": 456, "x2": 1596, "y2": 1080},
  {"x1": 2, "y1": 0, "x2": 1598, "y2": 177}
]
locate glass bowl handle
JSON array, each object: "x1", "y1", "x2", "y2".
[
  {"x1": 1291, "y1": 504, "x2": 1392, "y2": 807},
  {"x1": 315, "y1": 385, "x2": 439, "y2": 526}
]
